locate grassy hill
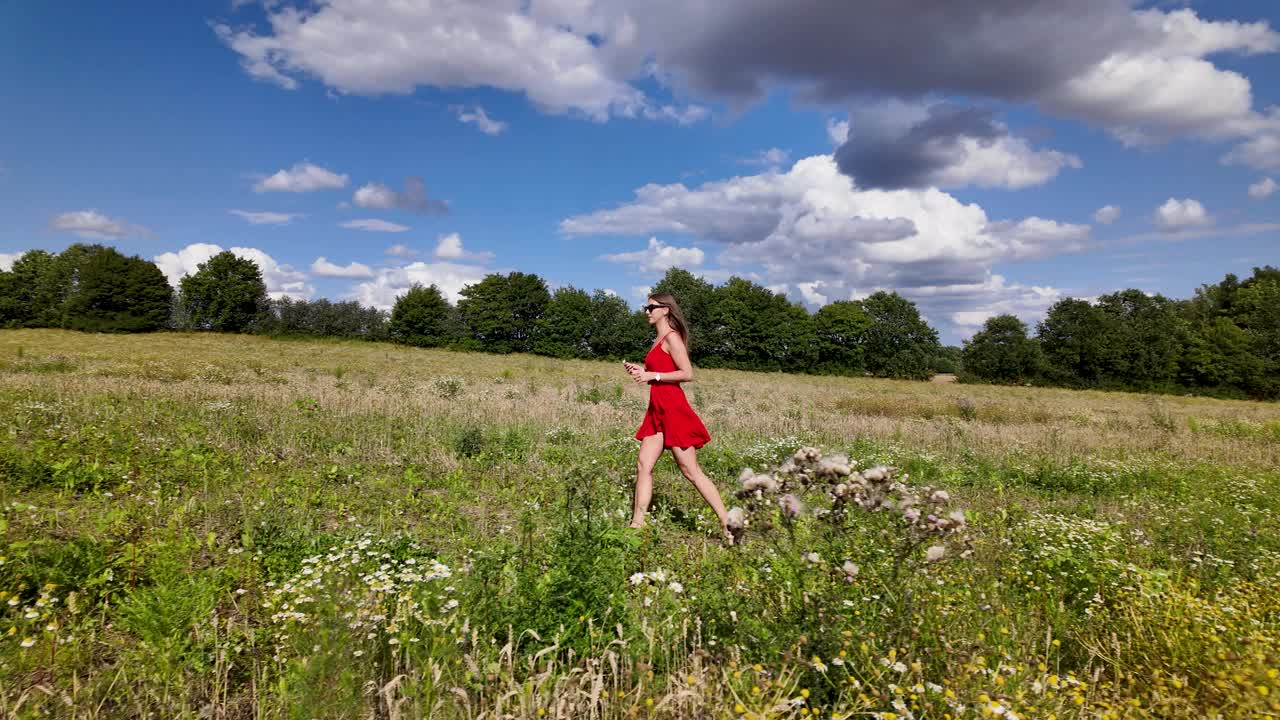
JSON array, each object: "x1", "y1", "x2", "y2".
[{"x1": 2, "y1": 329, "x2": 1279, "y2": 718}]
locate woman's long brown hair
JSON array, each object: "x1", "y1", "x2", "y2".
[{"x1": 649, "y1": 292, "x2": 690, "y2": 346}]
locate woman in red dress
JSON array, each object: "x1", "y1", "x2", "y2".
[{"x1": 623, "y1": 293, "x2": 732, "y2": 544}]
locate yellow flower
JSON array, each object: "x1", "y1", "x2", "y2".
[
  {"x1": 800, "y1": 689, "x2": 809, "y2": 699},
  {"x1": 734, "y1": 704, "x2": 745, "y2": 714}
]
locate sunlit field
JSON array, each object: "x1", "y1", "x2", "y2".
[{"x1": 2, "y1": 329, "x2": 1279, "y2": 719}]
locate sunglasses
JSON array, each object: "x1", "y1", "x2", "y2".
[{"x1": 642, "y1": 304, "x2": 666, "y2": 313}]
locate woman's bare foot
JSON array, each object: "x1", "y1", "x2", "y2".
[{"x1": 628, "y1": 521, "x2": 646, "y2": 530}]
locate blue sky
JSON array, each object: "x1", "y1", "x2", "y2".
[{"x1": 1, "y1": 0, "x2": 1278, "y2": 343}]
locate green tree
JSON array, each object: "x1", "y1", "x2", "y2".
[
  {"x1": 1234, "y1": 270, "x2": 1280, "y2": 398},
  {"x1": 960, "y1": 314, "x2": 1043, "y2": 384},
  {"x1": 262, "y1": 297, "x2": 389, "y2": 339},
  {"x1": 0, "y1": 269, "x2": 17, "y2": 327},
  {"x1": 61, "y1": 247, "x2": 173, "y2": 332},
  {"x1": 457, "y1": 272, "x2": 551, "y2": 354},
  {"x1": 1178, "y1": 316, "x2": 1266, "y2": 394},
  {"x1": 858, "y1": 291, "x2": 940, "y2": 380},
  {"x1": 1037, "y1": 298, "x2": 1115, "y2": 385},
  {"x1": 651, "y1": 268, "x2": 718, "y2": 362},
  {"x1": 534, "y1": 286, "x2": 594, "y2": 358},
  {"x1": 930, "y1": 346, "x2": 964, "y2": 375},
  {"x1": 386, "y1": 284, "x2": 453, "y2": 347},
  {"x1": 177, "y1": 251, "x2": 268, "y2": 332},
  {"x1": 1093, "y1": 289, "x2": 1182, "y2": 389},
  {"x1": 813, "y1": 300, "x2": 872, "y2": 375},
  {"x1": 585, "y1": 291, "x2": 649, "y2": 360},
  {"x1": 0, "y1": 251, "x2": 57, "y2": 326},
  {"x1": 701, "y1": 277, "x2": 816, "y2": 372}
]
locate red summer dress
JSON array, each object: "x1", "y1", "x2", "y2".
[{"x1": 634, "y1": 331, "x2": 711, "y2": 449}]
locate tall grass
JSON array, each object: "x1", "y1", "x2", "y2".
[{"x1": 1, "y1": 329, "x2": 1279, "y2": 718}]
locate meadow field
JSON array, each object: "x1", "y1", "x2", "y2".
[{"x1": 1, "y1": 329, "x2": 1279, "y2": 719}]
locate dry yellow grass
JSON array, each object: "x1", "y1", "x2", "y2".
[{"x1": 2, "y1": 328, "x2": 1277, "y2": 470}]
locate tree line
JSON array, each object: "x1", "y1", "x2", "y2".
[
  {"x1": 0, "y1": 243, "x2": 1275, "y2": 398},
  {"x1": 961, "y1": 266, "x2": 1278, "y2": 399}
]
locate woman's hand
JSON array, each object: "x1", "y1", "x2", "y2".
[
  {"x1": 632, "y1": 371, "x2": 655, "y2": 384},
  {"x1": 623, "y1": 361, "x2": 644, "y2": 379}
]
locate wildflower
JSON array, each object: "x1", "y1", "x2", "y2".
[
  {"x1": 780, "y1": 494, "x2": 804, "y2": 518},
  {"x1": 926, "y1": 545, "x2": 946, "y2": 563},
  {"x1": 21, "y1": 637, "x2": 36, "y2": 648},
  {"x1": 893, "y1": 661, "x2": 908, "y2": 673},
  {"x1": 804, "y1": 552, "x2": 822, "y2": 565},
  {"x1": 842, "y1": 560, "x2": 860, "y2": 580},
  {"x1": 629, "y1": 573, "x2": 647, "y2": 586},
  {"x1": 726, "y1": 507, "x2": 746, "y2": 530},
  {"x1": 862, "y1": 466, "x2": 888, "y2": 482},
  {"x1": 668, "y1": 581, "x2": 683, "y2": 594}
]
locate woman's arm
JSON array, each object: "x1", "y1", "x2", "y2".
[{"x1": 639, "y1": 334, "x2": 694, "y2": 384}]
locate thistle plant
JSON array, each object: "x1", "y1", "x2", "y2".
[{"x1": 727, "y1": 446, "x2": 971, "y2": 577}]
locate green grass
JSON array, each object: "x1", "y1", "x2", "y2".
[{"x1": 1, "y1": 329, "x2": 1279, "y2": 718}]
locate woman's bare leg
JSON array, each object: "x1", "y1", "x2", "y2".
[
  {"x1": 670, "y1": 446, "x2": 731, "y2": 539},
  {"x1": 631, "y1": 434, "x2": 665, "y2": 528}
]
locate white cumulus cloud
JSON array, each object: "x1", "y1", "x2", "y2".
[
  {"x1": 433, "y1": 232, "x2": 495, "y2": 262},
  {"x1": 253, "y1": 162, "x2": 349, "y2": 193},
  {"x1": 51, "y1": 210, "x2": 151, "y2": 239},
  {"x1": 739, "y1": 148, "x2": 790, "y2": 167},
  {"x1": 215, "y1": 0, "x2": 647, "y2": 121},
  {"x1": 563, "y1": 153, "x2": 1087, "y2": 339},
  {"x1": 229, "y1": 210, "x2": 303, "y2": 225},
  {"x1": 1248, "y1": 177, "x2": 1277, "y2": 199},
  {"x1": 1152, "y1": 197, "x2": 1213, "y2": 231},
  {"x1": 346, "y1": 261, "x2": 491, "y2": 308},
  {"x1": 599, "y1": 236, "x2": 705, "y2": 273},
  {"x1": 341, "y1": 219, "x2": 410, "y2": 233},
  {"x1": 153, "y1": 243, "x2": 313, "y2": 300},
  {"x1": 0, "y1": 252, "x2": 20, "y2": 271},
  {"x1": 453, "y1": 105, "x2": 508, "y2": 135},
  {"x1": 353, "y1": 177, "x2": 448, "y2": 215},
  {"x1": 834, "y1": 100, "x2": 1081, "y2": 190},
  {"x1": 311, "y1": 257, "x2": 375, "y2": 278},
  {"x1": 1093, "y1": 205, "x2": 1122, "y2": 224}
]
